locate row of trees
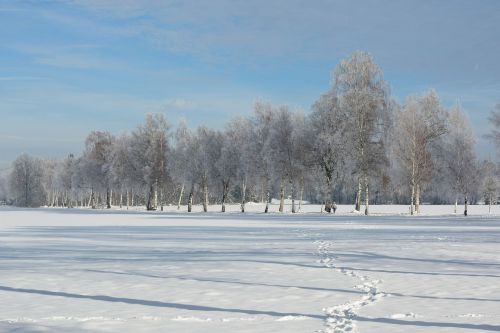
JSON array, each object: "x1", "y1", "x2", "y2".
[{"x1": 3, "y1": 51, "x2": 500, "y2": 214}]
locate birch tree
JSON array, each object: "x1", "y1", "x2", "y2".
[
  {"x1": 9, "y1": 153, "x2": 46, "y2": 207},
  {"x1": 482, "y1": 159, "x2": 498, "y2": 213},
  {"x1": 252, "y1": 102, "x2": 275, "y2": 213},
  {"x1": 310, "y1": 89, "x2": 348, "y2": 212},
  {"x1": 55, "y1": 154, "x2": 76, "y2": 207},
  {"x1": 268, "y1": 106, "x2": 295, "y2": 213},
  {"x1": 130, "y1": 114, "x2": 170, "y2": 210},
  {"x1": 81, "y1": 131, "x2": 114, "y2": 208},
  {"x1": 394, "y1": 90, "x2": 448, "y2": 214},
  {"x1": 444, "y1": 105, "x2": 477, "y2": 215},
  {"x1": 334, "y1": 51, "x2": 390, "y2": 215},
  {"x1": 487, "y1": 103, "x2": 500, "y2": 154},
  {"x1": 221, "y1": 118, "x2": 251, "y2": 212}
]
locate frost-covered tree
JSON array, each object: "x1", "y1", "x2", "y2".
[
  {"x1": 55, "y1": 154, "x2": 77, "y2": 207},
  {"x1": 171, "y1": 120, "x2": 195, "y2": 211},
  {"x1": 108, "y1": 134, "x2": 138, "y2": 209},
  {"x1": 486, "y1": 103, "x2": 500, "y2": 154},
  {"x1": 334, "y1": 51, "x2": 390, "y2": 215},
  {"x1": 81, "y1": 131, "x2": 114, "y2": 209},
  {"x1": 219, "y1": 119, "x2": 249, "y2": 212},
  {"x1": 268, "y1": 105, "x2": 295, "y2": 213},
  {"x1": 482, "y1": 159, "x2": 498, "y2": 213},
  {"x1": 394, "y1": 90, "x2": 448, "y2": 214},
  {"x1": 444, "y1": 105, "x2": 478, "y2": 215},
  {"x1": 9, "y1": 153, "x2": 46, "y2": 207},
  {"x1": 130, "y1": 113, "x2": 171, "y2": 210},
  {"x1": 251, "y1": 102, "x2": 275, "y2": 213},
  {"x1": 41, "y1": 159, "x2": 58, "y2": 207},
  {"x1": 186, "y1": 126, "x2": 220, "y2": 212},
  {"x1": 310, "y1": 89, "x2": 349, "y2": 211},
  {"x1": 0, "y1": 175, "x2": 8, "y2": 203}
]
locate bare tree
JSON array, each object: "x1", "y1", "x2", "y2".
[
  {"x1": 334, "y1": 51, "x2": 390, "y2": 215},
  {"x1": 9, "y1": 153, "x2": 46, "y2": 207},
  {"x1": 444, "y1": 105, "x2": 478, "y2": 215},
  {"x1": 486, "y1": 103, "x2": 500, "y2": 154},
  {"x1": 130, "y1": 114, "x2": 170, "y2": 210},
  {"x1": 252, "y1": 102, "x2": 275, "y2": 213},
  {"x1": 81, "y1": 131, "x2": 114, "y2": 209},
  {"x1": 310, "y1": 89, "x2": 348, "y2": 212},
  {"x1": 482, "y1": 159, "x2": 498, "y2": 214},
  {"x1": 394, "y1": 90, "x2": 448, "y2": 214}
]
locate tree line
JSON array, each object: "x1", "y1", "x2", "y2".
[{"x1": 2, "y1": 51, "x2": 499, "y2": 215}]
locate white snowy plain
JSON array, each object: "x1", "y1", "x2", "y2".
[{"x1": 0, "y1": 204, "x2": 499, "y2": 333}]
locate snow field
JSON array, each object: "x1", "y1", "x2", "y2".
[{"x1": 0, "y1": 205, "x2": 499, "y2": 332}]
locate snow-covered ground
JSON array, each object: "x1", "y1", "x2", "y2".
[{"x1": 0, "y1": 205, "x2": 499, "y2": 332}]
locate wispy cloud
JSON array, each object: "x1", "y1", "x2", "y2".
[
  {"x1": 13, "y1": 44, "x2": 125, "y2": 71},
  {"x1": 0, "y1": 76, "x2": 49, "y2": 81}
]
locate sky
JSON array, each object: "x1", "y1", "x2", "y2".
[{"x1": 1, "y1": 0, "x2": 500, "y2": 170}]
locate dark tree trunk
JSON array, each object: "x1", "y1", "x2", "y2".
[
  {"x1": 221, "y1": 181, "x2": 229, "y2": 213},
  {"x1": 106, "y1": 188, "x2": 111, "y2": 209},
  {"x1": 188, "y1": 185, "x2": 194, "y2": 212}
]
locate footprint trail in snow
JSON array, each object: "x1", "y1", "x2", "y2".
[{"x1": 315, "y1": 240, "x2": 386, "y2": 333}]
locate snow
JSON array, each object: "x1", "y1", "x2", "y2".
[{"x1": 0, "y1": 204, "x2": 499, "y2": 332}]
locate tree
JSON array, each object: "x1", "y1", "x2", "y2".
[
  {"x1": 251, "y1": 102, "x2": 275, "y2": 213},
  {"x1": 171, "y1": 119, "x2": 195, "y2": 211},
  {"x1": 268, "y1": 105, "x2": 295, "y2": 213},
  {"x1": 55, "y1": 154, "x2": 77, "y2": 207},
  {"x1": 394, "y1": 90, "x2": 448, "y2": 215},
  {"x1": 183, "y1": 126, "x2": 220, "y2": 212},
  {"x1": 109, "y1": 134, "x2": 138, "y2": 209},
  {"x1": 9, "y1": 153, "x2": 46, "y2": 207},
  {"x1": 130, "y1": 113, "x2": 171, "y2": 210},
  {"x1": 219, "y1": 119, "x2": 247, "y2": 212},
  {"x1": 81, "y1": 131, "x2": 114, "y2": 208},
  {"x1": 482, "y1": 159, "x2": 498, "y2": 214},
  {"x1": 310, "y1": 89, "x2": 348, "y2": 212},
  {"x1": 444, "y1": 105, "x2": 478, "y2": 215},
  {"x1": 0, "y1": 175, "x2": 8, "y2": 203},
  {"x1": 334, "y1": 51, "x2": 390, "y2": 215},
  {"x1": 486, "y1": 103, "x2": 500, "y2": 154}
]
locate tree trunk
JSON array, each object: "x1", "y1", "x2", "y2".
[
  {"x1": 154, "y1": 180, "x2": 158, "y2": 209},
  {"x1": 119, "y1": 191, "x2": 123, "y2": 209},
  {"x1": 222, "y1": 181, "x2": 228, "y2": 213},
  {"x1": 324, "y1": 176, "x2": 332, "y2": 213},
  {"x1": 290, "y1": 180, "x2": 296, "y2": 213},
  {"x1": 106, "y1": 188, "x2": 111, "y2": 209},
  {"x1": 90, "y1": 188, "x2": 96, "y2": 209},
  {"x1": 241, "y1": 181, "x2": 247, "y2": 213},
  {"x1": 160, "y1": 188, "x2": 164, "y2": 211},
  {"x1": 126, "y1": 190, "x2": 129, "y2": 210},
  {"x1": 489, "y1": 195, "x2": 492, "y2": 214},
  {"x1": 410, "y1": 183, "x2": 415, "y2": 215},
  {"x1": 188, "y1": 185, "x2": 194, "y2": 212},
  {"x1": 146, "y1": 184, "x2": 155, "y2": 210},
  {"x1": 279, "y1": 179, "x2": 285, "y2": 213},
  {"x1": 298, "y1": 177, "x2": 304, "y2": 212},
  {"x1": 415, "y1": 184, "x2": 420, "y2": 214},
  {"x1": 454, "y1": 196, "x2": 458, "y2": 214},
  {"x1": 177, "y1": 184, "x2": 184, "y2": 210},
  {"x1": 265, "y1": 189, "x2": 270, "y2": 213},
  {"x1": 355, "y1": 178, "x2": 362, "y2": 211},
  {"x1": 203, "y1": 180, "x2": 208, "y2": 212},
  {"x1": 364, "y1": 177, "x2": 369, "y2": 216},
  {"x1": 464, "y1": 195, "x2": 468, "y2": 216}
]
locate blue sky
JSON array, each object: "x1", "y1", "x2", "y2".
[{"x1": 1, "y1": 0, "x2": 499, "y2": 169}]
